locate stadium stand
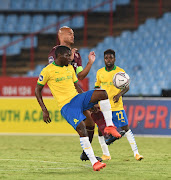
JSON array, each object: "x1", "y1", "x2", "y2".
[
  {"x1": 84, "y1": 13, "x2": 171, "y2": 95},
  {"x1": 0, "y1": 0, "x2": 170, "y2": 97}
]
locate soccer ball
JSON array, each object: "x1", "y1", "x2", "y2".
[{"x1": 113, "y1": 72, "x2": 130, "y2": 89}]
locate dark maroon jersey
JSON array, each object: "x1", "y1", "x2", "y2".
[{"x1": 48, "y1": 45, "x2": 82, "y2": 72}]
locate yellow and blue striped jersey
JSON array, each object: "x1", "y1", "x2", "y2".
[
  {"x1": 37, "y1": 62, "x2": 78, "y2": 110},
  {"x1": 95, "y1": 66, "x2": 125, "y2": 111}
]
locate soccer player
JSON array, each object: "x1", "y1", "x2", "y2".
[
  {"x1": 35, "y1": 46, "x2": 121, "y2": 171},
  {"x1": 48, "y1": 26, "x2": 103, "y2": 161},
  {"x1": 94, "y1": 49, "x2": 144, "y2": 161}
]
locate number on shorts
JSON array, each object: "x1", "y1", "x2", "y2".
[{"x1": 116, "y1": 111, "x2": 125, "y2": 122}]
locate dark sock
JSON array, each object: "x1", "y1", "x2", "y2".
[{"x1": 86, "y1": 126, "x2": 95, "y2": 143}]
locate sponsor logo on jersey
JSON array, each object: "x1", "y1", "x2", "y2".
[{"x1": 39, "y1": 75, "x2": 43, "y2": 81}]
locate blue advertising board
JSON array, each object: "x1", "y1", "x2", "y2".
[{"x1": 123, "y1": 98, "x2": 171, "y2": 135}]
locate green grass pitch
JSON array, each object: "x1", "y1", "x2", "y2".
[{"x1": 0, "y1": 135, "x2": 171, "y2": 180}]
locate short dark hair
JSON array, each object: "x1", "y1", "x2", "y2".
[
  {"x1": 55, "y1": 45, "x2": 71, "y2": 58},
  {"x1": 104, "y1": 49, "x2": 115, "y2": 57}
]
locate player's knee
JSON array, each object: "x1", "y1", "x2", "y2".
[
  {"x1": 84, "y1": 118, "x2": 95, "y2": 127},
  {"x1": 100, "y1": 90, "x2": 108, "y2": 100},
  {"x1": 122, "y1": 125, "x2": 129, "y2": 132},
  {"x1": 76, "y1": 122, "x2": 88, "y2": 137}
]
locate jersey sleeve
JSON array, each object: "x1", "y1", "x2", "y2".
[
  {"x1": 37, "y1": 69, "x2": 49, "y2": 86},
  {"x1": 95, "y1": 71, "x2": 101, "y2": 88}
]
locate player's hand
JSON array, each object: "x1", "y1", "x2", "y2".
[
  {"x1": 88, "y1": 51, "x2": 96, "y2": 64},
  {"x1": 113, "y1": 94, "x2": 120, "y2": 103},
  {"x1": 42, "y1": 109, "x2": 51, "y2": 124},
  {"x1": 70, "y1": 48, "x2": 78, "y2": 61}
]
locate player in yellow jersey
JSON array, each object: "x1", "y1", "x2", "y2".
[
  {"x1": 95, "y1": 49, "x2": 144, "y2": 161},
  {"x1": 35, "y1": 46, "x2": 121, "y2": 171},
  {"x1": 49, "y1": 26, "x2": 102, "y2": 162}
]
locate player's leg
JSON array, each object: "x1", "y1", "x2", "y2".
[
  {"x1": 83, "y1": 110, "x2": 95, "y2": 143},
  {"x1": 61, "y1": 93, "x2": 106, "y2": 171},
  {"x1": 98, "y1": 128, "x2": 111, "y2": 160},
  {"x1": 90, "y1": 90, "x2": 121, "y2": 138},
  {"x1": 121, "y1": 124, "x2": 144, "y2": 161},
  {"x1": 80, "y1": 110, "x2": 102, "y2": 162},
  {"x1": 91, "y1": 110, "x2": 125, "y2": 145},
  {"x1": 76, "y1": 121, "x2": 106, "y2": 171}
]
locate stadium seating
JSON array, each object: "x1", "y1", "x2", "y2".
[
  {"x1": 71, "y1": 16, "x2": 84, "y2": 28},
  {"x1": 23, "y1": 36, "x2": 38, "y2": 48},
  {"x1": 0, "y1": 0, "x2": 132, "y2": 35},
  {"x1": 4, "y1": 14, "x2": 18, "y2": 33},
  {"x1": 84, "y1": 14, "x2": 171, "y2": 96},
  {"x1": 25, "y1": 12, "x2": 170, "y2": 96},
  {"x1": 37, "y1": 0, "x2": 50, "y2": 11},
  {"x1": 43, "y1": 15, "x2": 58, "y2": 34},
  {"x1": 0, "y1": 0, "x2": 10, "y2": 10},
  {"x1": 0, "y1": 36, "x2": 11, "y2": 55},
  {"x1": 6, "y1": 35, "x2": 23, "y2": 55},
  {"x1": 17, "y1": 15, "x2": 31, "y2": 33},
  {"x1": 10, "y1": 0, "x2": 24, "y2": 10},
  {"x1": 2, "y1": 0, "x2": 131, "y2": 12},
  {"x1": 0, "y1": 0, "x2": 169, "y2": 96},
  {"x1": 23, "y1": 0, "x2": 37, "y2": 11},
  {"x1": 0, "y1": 13, "x2": 85, "y2": 34}
]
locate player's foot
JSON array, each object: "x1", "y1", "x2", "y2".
[
  {"x1": 93, "y1": 161, "x2": 106, "y2": 171},
  {"x1": 104, "y1": 126, "x2": 121, "y2": 138},
  {"x1": 105, "y1": 131, "x2": 126, "y2": 145},
  {"x1": 80, "y1": 151, "x2": 102, "y2": 162},
  {"x1": 101, "y1": 154, "x2": 111, "y2": 160},
  {"x1": 135, "y1": 154, "x2": 144, "y2": 161}
]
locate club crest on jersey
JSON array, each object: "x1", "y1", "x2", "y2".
[
  {"x1": 39, "y1": 75, "x2": 43, "y2": 81},
  {"x1": 48, "y1": 56, "x2": 54, "y2": 64}
]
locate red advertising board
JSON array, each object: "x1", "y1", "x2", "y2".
[{"x1": 0, "y1": 77, "x2": 89, "y2": 96}]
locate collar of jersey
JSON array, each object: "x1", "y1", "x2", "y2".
[
  {"x1": 105, "y1": 65, "x2": 116, "y2": 72},
  {"x1": 52, "y1": 61, "x2": 64, "y2": 67}
]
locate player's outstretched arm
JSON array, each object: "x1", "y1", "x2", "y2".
[
  {"x1": 35, "y1": 84, "x2": 51, "y2": 124},
  {"x1": 77, "y1": 51, "x2": 96, "y2": 80},
  {"x1": 113, "y1": 86, "x2": 129, "y2": 103}
]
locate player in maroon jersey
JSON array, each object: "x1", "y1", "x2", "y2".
[{"x1": 48, "y1": 26, "x2": 104, "y2": 161}]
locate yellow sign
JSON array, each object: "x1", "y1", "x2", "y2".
[{"x1": 0, "y1": 98, "x2": 77, "y2": 134}]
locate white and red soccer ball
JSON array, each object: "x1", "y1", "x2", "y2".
[{"x1": 113, "y1": 72, "x2": 130, "y2": 89}]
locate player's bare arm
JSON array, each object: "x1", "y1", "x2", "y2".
[
  {"x1": 77, "y1": 51, "x2": 96, "y2": 80},
  {"x1": 74, "y1": 82, "x2": 84, "y2": 94},
  {"x1": 113, "y1": 86, "x2": 129, "y2": 103},
  {"x1": 35, "y1": 84, "x2": 51, "y2": 124}
]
